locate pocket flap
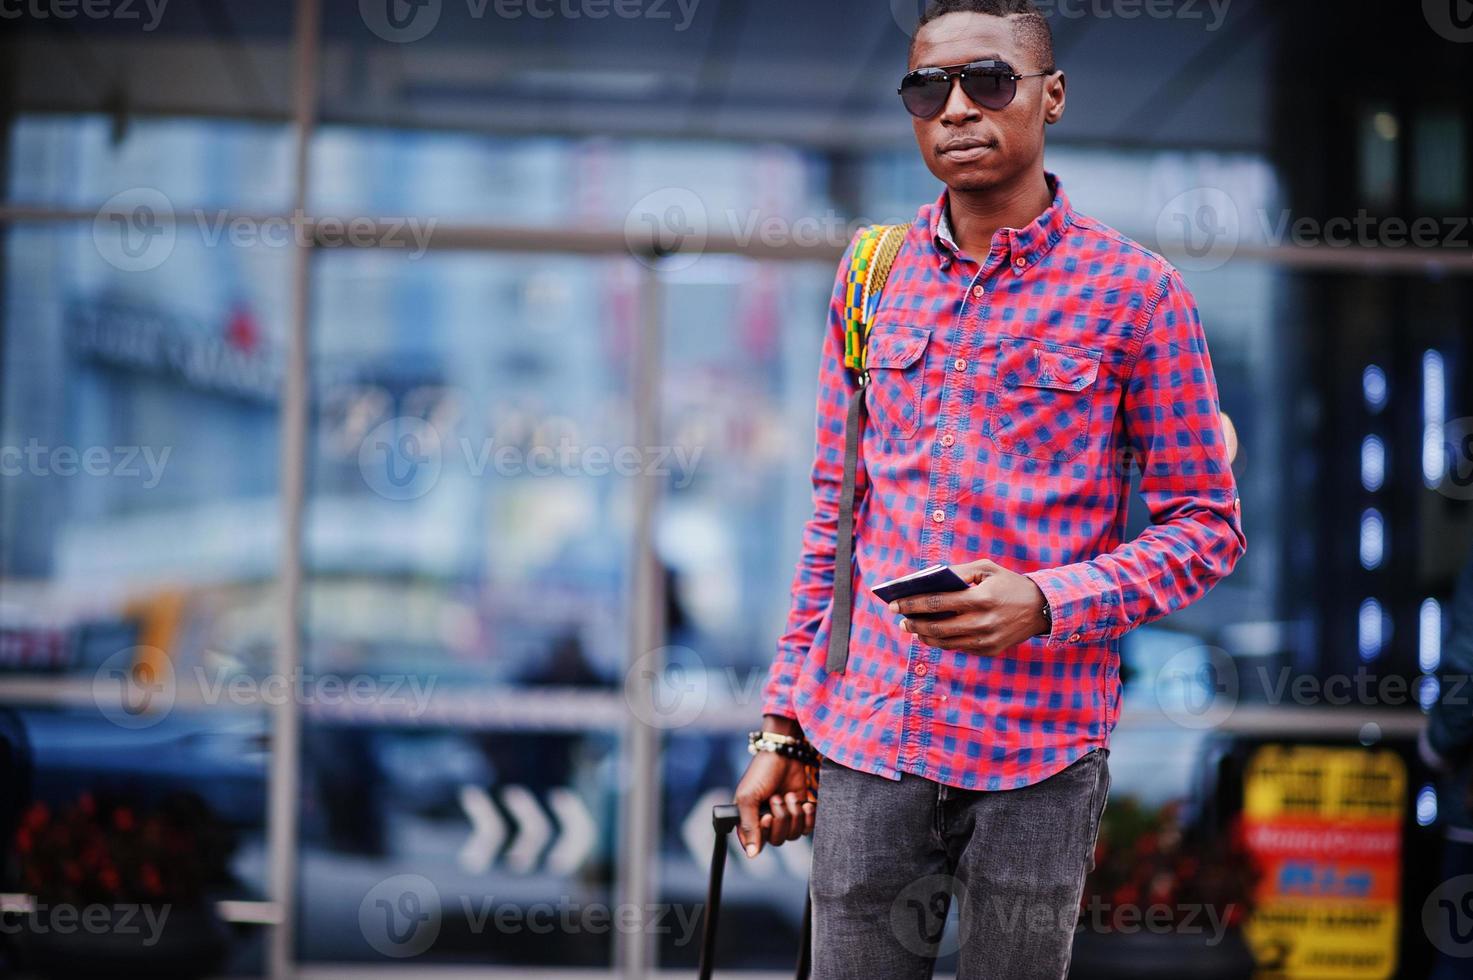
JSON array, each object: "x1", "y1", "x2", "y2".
[
  {"x1": 867, "y1": 325, "x2": 931, "y2": 369},
  {"x1": 1018, "y1": 343, "x2": 1101, "y2": 392}
]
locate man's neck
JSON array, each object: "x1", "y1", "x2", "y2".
[{"x1": 945, "y1": 170, "x2": 1054, "y2": 257}]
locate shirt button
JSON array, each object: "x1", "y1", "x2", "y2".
[
  {"x1": 953, "y1": 358, "x2": 967, "y2": 371},
  {"x1": 1014, "y1": 256, "x2": 1027, "y2": 268},
  {"x1": 971, "y1": 285, "x2": 985, "y2": 299},
  {"x1": 931, "y1": 509, "x2": 945, "y2": 524},
  {"x1": 914, "y1": 662, "x2": 928, "y2": 677},
  {"x1": 940, "y1": 434, "x2": 955, "y2": 448},
  {"x1": 1070, "y1": 633, "x2": 1082, "y2": 642}
]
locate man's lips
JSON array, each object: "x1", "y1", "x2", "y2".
[{"x1": 937, "y1": 138, "x2": 997, "y2": 161}]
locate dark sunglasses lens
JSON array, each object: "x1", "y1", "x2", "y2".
[
  {"x1": 961, "y1": 71, "x2": 1016, "y2": 110},
  {"x1": 900, "y1": 74, "x2": 950, "y2": 118}
]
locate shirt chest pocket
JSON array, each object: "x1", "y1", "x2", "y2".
[
  {"x1": 987, "y1": 337, "x2": 1104, "y2": 462},
  {"x1": 864, "y1": 324, "x2": 932, "y2": 440}
]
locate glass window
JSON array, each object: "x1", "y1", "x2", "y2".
[
  {"x1": 1, "y1": 221, "x2": 286, "y2": 974},
  {"x1": 298, "y1": 247, "x2": 641, "y2": 967}
]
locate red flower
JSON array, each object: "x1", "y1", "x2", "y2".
[
  {"x1": 113, "y1": 807, "x2": 136, "y2": 832},
  {"x1": 23, "y1": 802, "x2": 48, "y2": 830}
]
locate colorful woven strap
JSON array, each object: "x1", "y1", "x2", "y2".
[{"x1": 841, "y1": 224, "x2": 908, "y2": 375}]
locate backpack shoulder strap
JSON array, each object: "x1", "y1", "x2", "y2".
[
  {"x1": 827, "y1": 222, "x2": 907, "y2": 676},
  {"x1": 841, "y1": 223, "x2": 909, "y2": 380}
]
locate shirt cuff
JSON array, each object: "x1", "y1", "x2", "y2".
[
  {"x1": 1024, "y1": 568, "x2": 1089, "y2": 646},
  {"x1": 760, "y1": 688, "x2": 799, "y2": 722}
]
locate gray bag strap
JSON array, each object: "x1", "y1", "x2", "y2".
[{"x1": 823, "y1": 223, "x2": 907, "y2": 675}]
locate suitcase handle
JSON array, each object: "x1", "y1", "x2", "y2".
[{"x1": 699, "y1": 802, "x2": 812, "y2": 980}]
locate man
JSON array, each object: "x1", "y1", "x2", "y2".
[{"x1": 733, "y1": 2, "x2": 1246, "y2": 978}]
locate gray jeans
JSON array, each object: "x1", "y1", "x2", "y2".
[{"x1": 809, "y1": 749, "x2": 1110, "y2": 980}]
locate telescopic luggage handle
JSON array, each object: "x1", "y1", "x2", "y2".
[{"x1": 698, "y1": 803, "x2": 812, "y2": 980}]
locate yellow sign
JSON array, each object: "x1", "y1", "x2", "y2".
[{"x1": 1242, "y1": 745, "x2": 1405, "y2": 979}]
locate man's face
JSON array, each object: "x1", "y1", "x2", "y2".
[{"x1": 908, "y1": 12, "x2": 1064, "y2": 193}]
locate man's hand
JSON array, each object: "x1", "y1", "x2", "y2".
[
  {"x1": 733, "y1": 723, "x2": 818, "y2": 858},
  {"x1": 888, "y1": 559, "x2": 1049, "y2": 655}
]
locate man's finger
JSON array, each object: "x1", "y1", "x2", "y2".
[
  {"x1": 736, "y1": 795, "x2": 763, "y2": 857},
  {"x1": 907, "y1": 612, "x2": 987, "y2": 641},
  {"x1": 784, "y1": 793, "x2": 805, "y2": 842},
  {"x1": 892, "y1": 589, "x2": 976, "y2": 617},
  {"x1": 952, "y1": 559, "x2": 1002, "y2": 584},
  {"x1": 767, "y1": 794, "x2": 791, "y2": 846}
]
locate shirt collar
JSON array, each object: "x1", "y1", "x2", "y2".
[{"x1": 930, "y1": 171, "x2": 1073, "y2": 274}]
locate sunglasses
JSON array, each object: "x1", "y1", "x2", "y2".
[{"x1": 898, "y1": 60, "x2": 1054, "y2": 119}]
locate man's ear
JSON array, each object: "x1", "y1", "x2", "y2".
[{"x1": 1043, "y1": 71, "x2": 1066, "y2": 125}]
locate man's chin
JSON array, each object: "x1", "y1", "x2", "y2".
[{"x1": 943, "y1": 170, "x2": 1001, "y2": 194}]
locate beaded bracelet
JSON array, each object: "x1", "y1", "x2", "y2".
[{"x1": 748, "y1": 731, "x2": 821, "y2": 768}]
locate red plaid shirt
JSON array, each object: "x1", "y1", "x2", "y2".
[{"x1": 761, "y1": 173, "x2": 1245, "y2": 791}]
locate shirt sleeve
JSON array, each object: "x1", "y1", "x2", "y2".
[
  {"x1": 760, "y1": 234, "x2": 865, "y2": 719},
  {"x1": 1025, "y1": 267, "x2": 1246, "y2": 644}
]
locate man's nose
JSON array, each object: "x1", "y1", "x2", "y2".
[{"x1": 939, "y1": 76, "x2": 982, "y2": 124}]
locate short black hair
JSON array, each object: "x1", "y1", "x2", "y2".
[{"x1": 909, "y1": 0, "x2": 1056, "y2": 72}]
